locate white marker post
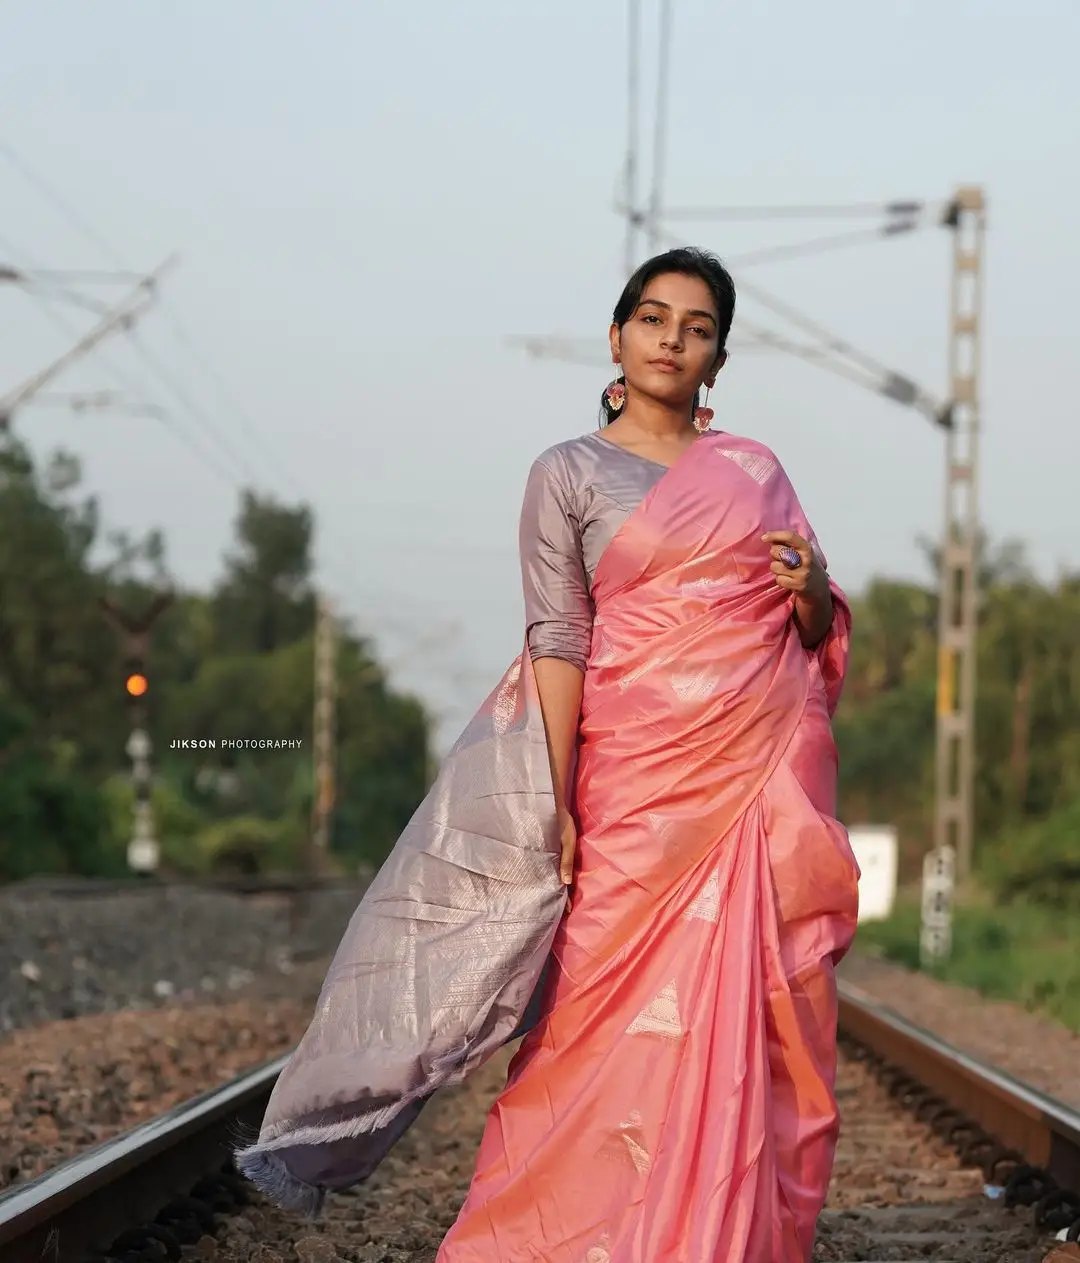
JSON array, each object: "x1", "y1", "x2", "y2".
[
  {"x1": 126, "y1": 727, "x2": 159, "y2": 873},
  {"x1": 919, "y1": 845, "x2": 956, "y2": 965}
]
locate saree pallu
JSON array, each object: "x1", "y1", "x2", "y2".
[{"x1": 237, "y1": 432, "x2": 859, "y2": 1263}]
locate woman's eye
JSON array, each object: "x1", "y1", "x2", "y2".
[{"x1": 642, "y1": 314, "x2": 661, "y2": 324}]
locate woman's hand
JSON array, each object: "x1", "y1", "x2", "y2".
[
  {"x1": 558, "y1": 805, "x2": 578, "y2": 886},
  {"x1": 762, "y1": 530, "x2": 827, "y2": 596},
  {"x1": 762, "y1": 530, "x2": 833, "y2": 648}
]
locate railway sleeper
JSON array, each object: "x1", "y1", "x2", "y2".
[{"x1": 840, "y1": 1030, "x2": 1080, "y2": 1251}]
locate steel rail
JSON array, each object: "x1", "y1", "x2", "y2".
[
  {"x1": 838, "y1": 978, "x2": 1080, "y2": 1220},
  {"x1": 0, "y1": 1055, "x2": 286, "y2": 1263}
]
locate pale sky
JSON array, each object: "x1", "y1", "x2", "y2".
[{"x1": 2, "y1": 0, "x2": 1076, "y2": 748}]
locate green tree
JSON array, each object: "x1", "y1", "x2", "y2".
[
  {"x1": 0, "y1": 441, "x2": 116, "y2": 768},
  {"x1": 0, "y1": 692, "x2": 112, "y2": 879},
  {"x1": 1, "y1": 438, "x2": 432, "y2": 879},
  {"x1": 212, "y1": 491, "x2": 315, "y2": 655}
]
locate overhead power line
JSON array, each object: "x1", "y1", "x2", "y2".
[
  {"x1": 0, "y1": 231, "x2": 254, "y2": 485},
  {"x1": 723, "y1": 220, "x2": 928, "y2": 268},
  {"x1": 0, "y1": 138, "x2": 320, "y2": 502},
  {"x1": 0, "y1": 258, "x2": 173, "y2": 431},
  {"x1": 6, "y1": 267, "x2": 147, "y2": 285},
  {"x1": 612, "y1": 203, "x2": 936, "y2": 270},
  {"x1": 0, "y1": 140, "x2": 480, "y2": 663},
  {"x1": 660, "y1": 200, "x2": 941, "y2": 222},
  {"x1": 29, "y1": 390, "x2": 166, "y2": 418}
]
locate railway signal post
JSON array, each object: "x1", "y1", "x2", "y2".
[{"x1": 99, "y1": 592, "x2": 173, "y2": 874}]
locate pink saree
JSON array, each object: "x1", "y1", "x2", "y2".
[{"x1": 237, "y1": 432, "x2": 858, "y2": 1262}]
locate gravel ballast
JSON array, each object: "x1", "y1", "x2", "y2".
[
  {"x1": 0, "y1": 958, "x2": 332, "y2": 1190},
  {"x1": 0, "y1": 884, "x2": 363, "y2": 1032},
  {"x1": 840, "y1": 951, "x2": 1080, "y2": 1109}
]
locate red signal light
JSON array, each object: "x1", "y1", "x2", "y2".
[{"x1": 125, "y1": 673, "x2": 148, "y2": 697}]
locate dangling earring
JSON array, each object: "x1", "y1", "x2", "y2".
[
  {"x1": 693, "y1": 381, "x2": 715, "y2": 434},
  {"x1": 605, "y1": 362, "x2": 626, "y2": 416}
]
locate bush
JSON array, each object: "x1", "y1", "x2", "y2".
[
  {"x1": 0, "y1": 765, "x2": 113, "y2": 880},
  {"x1": 979, "y1": 798, "x2": 1080, "y2": 910},
  {"x1": 0, "y1": 698, "x2": 113, "y2": 879},
  {"x1": 100, "y1": 775, "x2": 208, "y2": 876},
  {"x1": 194, "y1": 814, "x2": 304, "y2": 876}
]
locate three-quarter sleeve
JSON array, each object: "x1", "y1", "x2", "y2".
[{"x1": 519, "y1": 455, "x2": 593, "y2": 672}]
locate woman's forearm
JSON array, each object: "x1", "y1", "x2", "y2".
[
  {"x1": 532, "y1": 656, "x2": 585, "y2": 812},
  {"x1": 793, "y1": 584, "x2": 833, "y2": 649}
]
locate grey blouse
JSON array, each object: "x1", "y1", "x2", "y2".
[{"x1": 520, "y1": 431, "x2": 667, "y2": 672}]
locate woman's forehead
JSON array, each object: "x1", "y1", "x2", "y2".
[{"x1": 637, "y1": 273, "x2": 718, "y2": 318}]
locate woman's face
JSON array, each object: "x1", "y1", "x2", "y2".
[{"x1": 610, "y1": 272, "x2": 724, "y2": 407}]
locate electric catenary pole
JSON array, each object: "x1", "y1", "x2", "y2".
[
  {"x1": 310, "y1": 592, "x2": 338, "y2": 858},
  {"x1": 0, "y1": 259, "x2": 173, "y2": 431},
  {"x1": 921, "y1": 186, "x2": 987, "y2": 964}
]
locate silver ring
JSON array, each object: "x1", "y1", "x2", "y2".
[{"x1": 778, "y1": 546, "x2": 802, "y2": 569}]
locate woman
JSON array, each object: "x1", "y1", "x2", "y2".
[{"x1": 238, "y1": 248, "x2": 859, "y2": 1261}]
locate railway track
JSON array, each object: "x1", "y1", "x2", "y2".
[
  {"x1": 825, "y1": 983, "x2": 1080, "y2": 1262},
  {"x1": 0, "y1": 1052, "x2": 288, "y2": 1263},
  {"x1": 1, "y1": 980, "x2": 1077, "y2": 1262}
]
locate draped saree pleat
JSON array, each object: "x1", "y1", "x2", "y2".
[{"x1": 237, "y1": 432, "x2": 859, "y2": 1263}]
